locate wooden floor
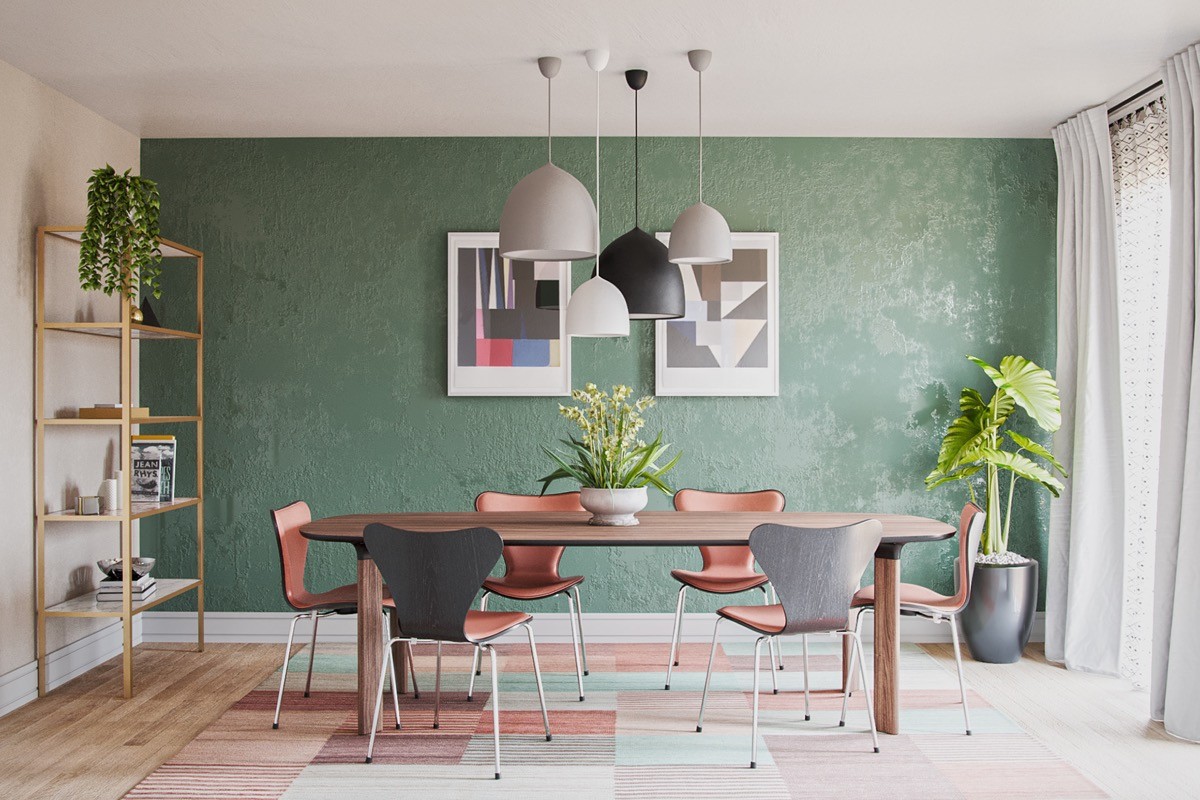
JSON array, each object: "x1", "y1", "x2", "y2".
[
  {"x1": 0, "y1": 643, "x2": 285, "y2": 800},
  {"x1": 924, "y1": 643, "x2": 1200, "y2": 799},
  {"x1": 1, "y1": 642, "x2": 1197, "y2": 799}
]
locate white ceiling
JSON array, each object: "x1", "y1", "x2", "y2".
[{"x1": 1, "y1": 0, "x2": 1197, "y2": 139}]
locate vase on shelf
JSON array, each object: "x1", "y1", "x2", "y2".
[{"x1": 579, "y1": 486, "x2": 647, "y2": 526}]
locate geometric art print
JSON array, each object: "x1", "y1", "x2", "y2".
[
  {"x1": 655, "y1": 232, "x2": 780, "y2": 396},
  {"x1": 447, "y1": 232, "x2": 571, "y2": 396}
]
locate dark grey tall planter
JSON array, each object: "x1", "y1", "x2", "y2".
[{"x1": 960, "y1": 560, "x2": 1039, "y2": 664}]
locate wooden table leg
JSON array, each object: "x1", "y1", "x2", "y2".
[
  {"x1": 357, "y1": 557, "x2": 383, "y2": 735},
  {"x1": 873, "y1": 554, "x2": 901, "y2": 734},
  {"x1": 388, "y1": 608, "x2": 408, "y2": 693}
]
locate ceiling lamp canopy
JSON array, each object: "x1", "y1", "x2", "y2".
[
  {"x1": 668, "y1": 49, "x2": 732, "y2": 266},
  {"x1": 598, "y1": 69, "x2": 684, "y2": 320},
  {"x1": 565, "y1": 48, "x2": 630, "y2": 337},
  {"x1": 499, "y1": 56, "x2": 598, "y2": 261}
]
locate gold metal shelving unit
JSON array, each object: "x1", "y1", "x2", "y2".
[{"x1": 34, "y1": 226, "x2": 205, "y2": 699}]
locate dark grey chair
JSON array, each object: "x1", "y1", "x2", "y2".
[
  {"x1": 362, "y1": 524, "x2": 551, "y2": 779},
  {"x1": 695, "y1": 520, "x2": 883, "y2": 768}
]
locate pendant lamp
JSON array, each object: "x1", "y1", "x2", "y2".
[
  {"x1": 500, "y1": 56, "x2": 598, "y2": 261},
  {"x1": 597, "y1": 69, "x2": 685, "y2": 320},
  {"x1": 566, "y1": 49, "x2": 630, "y2": 337},
  {"x1": 668, "y1": 49, "x2": 732, "y2": 265}
]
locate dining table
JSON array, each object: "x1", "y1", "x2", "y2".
[{"x1": 299, "y1": 509, "x2": 955, "y2": 736}]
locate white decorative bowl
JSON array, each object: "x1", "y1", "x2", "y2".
[{"x1": 579, "y1": 486, "x2": 648, "y2": 526}]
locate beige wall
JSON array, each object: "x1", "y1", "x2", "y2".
[{"x1": 0, "y1": 57, "x2": 140, "y2": 677}]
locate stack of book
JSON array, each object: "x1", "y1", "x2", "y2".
[
  {"x1": 131, "y1": 434, "x2": 176, "y2": 503},
  {"x1": 97, "y1": 574, "x2": 157, "y2": 603}
]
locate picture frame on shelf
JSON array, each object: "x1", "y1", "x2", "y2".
[
  {"x1": 446, "y1": 232, "x2": 572, "y2": 396},
  {"x1": 653, "y1": 231, "x2": 780, "y2": 396}
]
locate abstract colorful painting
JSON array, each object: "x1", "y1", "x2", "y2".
[
  {"x1": 654, "y1": 232, "x2": 780, "y2": 396},
  {"x1": 447, "y1": 232, "x2": 571, "y2": 396}
]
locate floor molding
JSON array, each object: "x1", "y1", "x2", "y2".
[
  {"x1": 0, "y1": 619, "x2": 141, "y2": 718},
  {"x1": 142, "y1": 611, "x2": 1045, "y2": 645}
]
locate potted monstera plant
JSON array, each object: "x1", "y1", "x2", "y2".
[
  {"x1": 926, "y1": 355, "x2": 1066, "y2": 663},
  {"x1": 77, "y1": 165, "x2": 163, "y2": 321}
]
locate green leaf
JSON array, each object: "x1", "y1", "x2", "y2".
[
  {"x1": 1006, "y1": 430, "x2": 1068, "y2": 477},
  {"x1": 936, "y1": 414, "x2": 994, "y2": 473},
  {"x1": 924, "y1": 462, "x2": 983, "y2": 490},
  {"x1": 969, "y1": 355, "x2": 1062, "y2": 432},
  {"x1": 977, "y1": 447, "x2": 1065, "y2": 497}
]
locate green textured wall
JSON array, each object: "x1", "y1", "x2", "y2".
[{"x1": 139, "y1": 136, "x2": 1057, "y2": 615}]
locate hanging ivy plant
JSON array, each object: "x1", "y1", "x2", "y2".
[{"x1": 78, "y1": 165, "x2": 164, "y2": 300}]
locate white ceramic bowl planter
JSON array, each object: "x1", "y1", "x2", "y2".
[{"x1": 580, "y1": 486, "x2": 648, "y2": 526}]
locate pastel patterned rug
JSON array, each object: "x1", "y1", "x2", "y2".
[{"x1": 123, "y1": 640, "x2": 1106, "y2": 799}]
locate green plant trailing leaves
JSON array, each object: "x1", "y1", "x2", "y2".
[{"x1": 78, "y1": 165, "x2": 163, "y2": 301}]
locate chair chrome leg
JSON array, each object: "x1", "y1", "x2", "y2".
[
  {"x1": 365, "y1": 641, "x2": 394, "y2": 763},
  {"x1": 851, "y1": 631, "x2": 879, "y2": 753},
  {"x1": 523, "y1": 623, "x2": 552, "y2": 741},
  {"x1": 696, "y1": 616, "x2": 722, "y2": 732},
  {"x1": 472, "y1": 592, "x2": 490, "y2": 677},
  {"x1": 763, "y1": 588, "x2": 780, "y2": 677},
  {"x1": 433, "y1": 641, "x2": 443, "y2": 729},
  {"x1": 572, "y1": 586, "x2": 589, "y2": 677},
  {"x1": 272, "y1": 613, "x2": 305, "y2": 729},
  {"x1": 801, "y1": 634, "x2": 811, "y2": 720},
  {"x1": 406, "y1": 641, "x2": 420, "y2": 698},
  {"x1": 751, "y1": 636, "x2": 764, "y2": 769},
  {"x1": 665, "y1": 585, "x2": 687, "y2": 690},
  {"x1": 467, "y1": 644, "x2": 481, "y2": 701},
  {"x1": 565, "y1": 591, "x2": 585, "y2": 701},
  {"x1": 488, "y1": 645, "x2": 501, "y2": 780},
  {"x1": 950, "y1": 614, "x2": 972, "y2": 735},
  {"x1": 768, "y1": 635, "x2": 779, "y2": 695},
  {"x1": 841, "y1": 607, "x2": 867, "y2": 710},
  {"x1": 304, "y1": 612, "x2": 320, "y2": 698},
  {"x1": 388, "y1": 638, "x2": 402, "y2": 730}
]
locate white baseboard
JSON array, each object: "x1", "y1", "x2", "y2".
[
  {"x1": 0, "y1": 619, "x2": 142, "y2": 718},
  {"x1": 142, "y1": 611, "x2": 1045, "y2": 646}
]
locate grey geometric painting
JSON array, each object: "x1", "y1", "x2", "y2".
[{"x1": 664, "y1": 248, "x2": 770, "y2": 368}]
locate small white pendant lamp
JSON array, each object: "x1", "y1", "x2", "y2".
[
  {"x1": 668, "y1": 49, "x2": 732, "y2": 266},
  {"x1": 500, "y1": 56, "x2": 599, "y2": 261},
  {"x1": 567, "y1": 49, "x2": 629, "y2": 337}
]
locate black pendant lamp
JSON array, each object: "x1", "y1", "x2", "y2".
[{"x1": 596, "y1": 69, "x2": 684, "y2": 320}]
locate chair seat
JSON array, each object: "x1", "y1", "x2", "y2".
[
  {"x1": 671, "y1": 568, "x2": 769, "y2": 594},
  {"x1": 465, "y1": 610, "x2": 533, "y2": 642},
  {"x1": 482, "y1": 574, "x2": 584, "y2": 601},
  {"x1": 293, "y1": 583, "x2": 396, "y2": 612},
  {"x1": 717, "y1": 603, "x2": 786, "y2": 634},
  {"x1": 852, "y1": 582, "x2": 961, "y2": 614}
]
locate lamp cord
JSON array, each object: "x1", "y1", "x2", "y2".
[
  {"x1": 634, "y1": 86, "x2": 639, "y2": 227},
  {"x1": 547, "y1": 74, "x2": 553, "y2": 163},
  {"x1": 595, "y1": 68, "x2": 601, "y2": 276},
  {"x1": 698, "y1": 71, "x2": 703, "y2": 203}
]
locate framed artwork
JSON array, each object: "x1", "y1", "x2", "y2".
[
  {"x1": 446, "y1": 232, "x2": 571, "y2": 396},
  {"x1": 653, "y1": 231, "x2": 779, "y2": 396}
]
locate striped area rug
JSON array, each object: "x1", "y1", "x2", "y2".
[{"x1": 123, "y1": 641, "x2": 1107, "y2": 799}]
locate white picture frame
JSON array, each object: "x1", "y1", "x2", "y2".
[
  {"x1": 653, "y1": 231, "x2": 780, "y2": 397},
  {"x1": 447, "y1": 232, "x2": 572, "y2": 396}
]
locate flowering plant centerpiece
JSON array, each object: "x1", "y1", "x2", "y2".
[{"x1": 539, "y1": 383, "x2": 680, "y2": 525}]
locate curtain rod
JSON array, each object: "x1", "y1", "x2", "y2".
[{"x1": 1108, "y1": 78, "x2": 1165, "y2": 122}]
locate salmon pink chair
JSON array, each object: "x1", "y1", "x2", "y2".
[
  {"x1": 469, "y1": 491, "x2": 588, "y2": 701},
  {"x1": 841, "y1": 503, "x2": 985, "y2": 735},
  {"x1": 269, "y1": 501, "x2": 417, "y2": 729},
  {"x1": 665, "y1": 489, "x2": 789, "y2": 691}
]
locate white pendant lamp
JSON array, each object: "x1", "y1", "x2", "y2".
[
  {"x1": 567, "y1": 49, "x2": 630, "y2": 338},
  {"x1": 668, "y1": 49, "x2": 732, "y2": 266},
  {"x1": 500, "y1": 57, "x2": 598, "y2": 261}
]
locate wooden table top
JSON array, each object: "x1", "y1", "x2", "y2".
[{"x1": 300, "y1": 510, "x2": 955, "y2": 550}]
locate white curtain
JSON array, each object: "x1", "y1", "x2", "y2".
[
  {"x1": 1046, "y1": 105, "x2": 1127, "y2": 675},
  {"x1": 1154, "y1": 43, "x2": 1200, "y2": 743}
]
